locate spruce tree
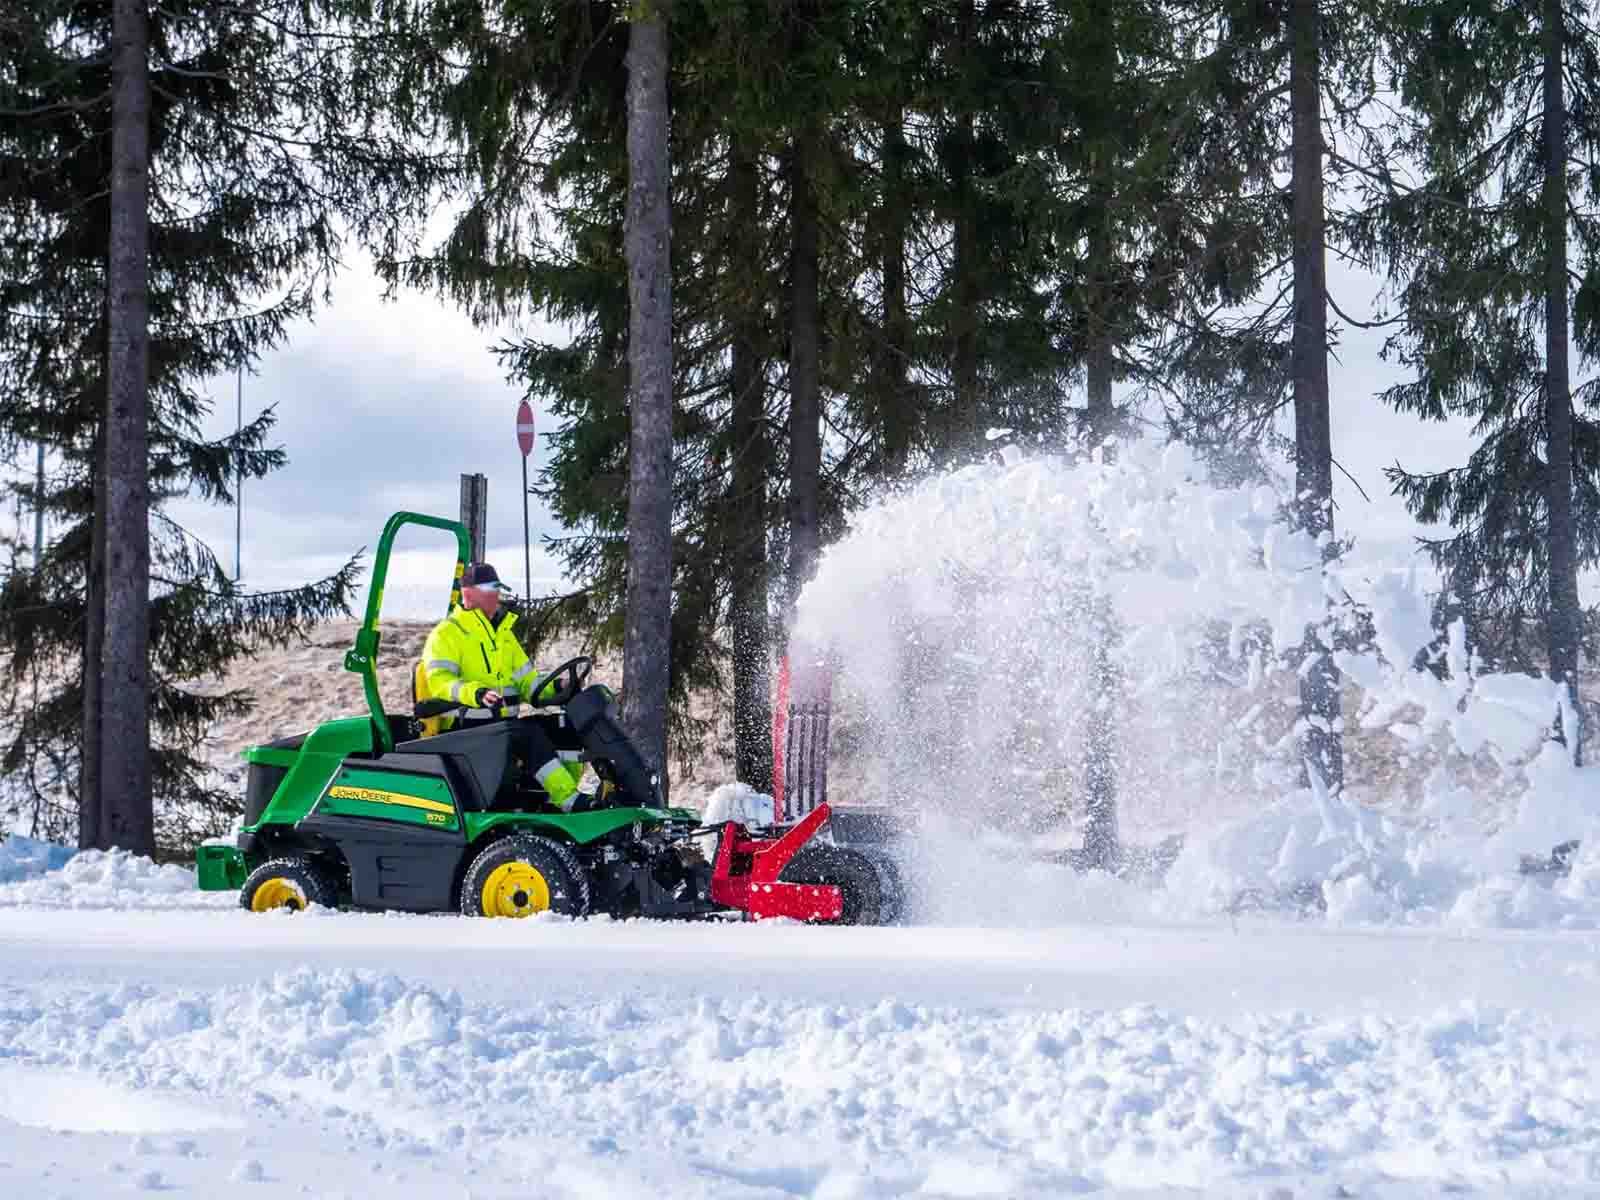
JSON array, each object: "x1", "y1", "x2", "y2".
[
  {"x1": 102, "y1": 0, "x2": 155, "y2": 854},
  {"x1": 860, "y1": 2, "x2": 926, "y2": 478},
  {"x1": 622, "y1": 0, "x2": 674, "y2": 795},
  {"x1": 727, "y1": 135, "x2": 773, "y2": 790},
  {"x1": 1354, "y1": 1, "x2": 1600, "y2": 753},
  {"x1": 0, "y1": 0, "x2": 441, "y2": 849},
  {"x1": 392, "y1": 0, "x2": 739, "y2": 774},
  {"x1": 1149, "y1": 0, "x2": 1395, "y2": 792},
  {"x1": 919, "y1": 0, "x2": 1063, "y2": 460},
  {"x1": 1286, "y1": 0, "x2": 1343, "y2": 791},
  {"x1": 996, "y1": 0, "x2": 1291, "y2": 853},
  {"x1": 781, "y1": 0, "x2": 832, "y2": 618},
  {"x1": 394, "y1": 0, "x2": 864, "y2": 781},
  {"x1": 392, "y1": 0, "x2": 1240, "y2": 795}
]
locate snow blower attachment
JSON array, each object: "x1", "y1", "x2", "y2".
[{"x1": 197, "y1": 510, "x2": 900, "y2": 925}]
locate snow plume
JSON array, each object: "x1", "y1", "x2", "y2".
[
  {"x1": 796, "y1": 440, "x2": 1600, "y2": 927},
  {"x1": 798, "y1": 441, "x2": 1289, "y2": 830},
  {"x1": 700, "y1": 782, "x2": 777, "y2": 828}
]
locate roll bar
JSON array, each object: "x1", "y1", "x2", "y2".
[{"x1": 342, "y1": 511, "x2": 472, "y2": 753}]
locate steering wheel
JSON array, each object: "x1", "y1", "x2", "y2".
[{"x1": 526, "y1": 655, "x2": 593, "y2": 708}]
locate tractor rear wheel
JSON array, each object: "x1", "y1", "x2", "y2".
[
  {"x1": 241, "y1": 857, "x2": 339, "y2": 913},
  {"x1": 461, "y1": 834, "x2": 590, "y2": 919},
  {"x1": 779, "y1": 845, "x2": 894, "y2": 926}
]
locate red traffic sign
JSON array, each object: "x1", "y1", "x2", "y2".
[{"x1": 516, "y1": 400, "x2": 535, "y2": 457}]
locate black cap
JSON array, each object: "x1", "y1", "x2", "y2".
[{"x1": 461, "y1": 562, "x2": 511, "y2": 592}]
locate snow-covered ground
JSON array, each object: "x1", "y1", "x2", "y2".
[
  {"x1": 2, "y1": 844, "x2": 1599, "y2": 1198},
  {"x1": 8, "y1": 445, "x2": 1600, "y2": 1197}
]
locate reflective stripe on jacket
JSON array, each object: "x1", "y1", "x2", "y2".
[{"x1": 421, "y1": 604, "x2": 538, "y2": 716}]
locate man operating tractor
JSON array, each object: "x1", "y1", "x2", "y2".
[{"x1": 418, "y1": 562, "x2": 588, "y2": 811}]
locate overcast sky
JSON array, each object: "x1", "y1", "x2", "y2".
[
  {"x1": 169, "y1": 254, "x2": 572, "y2": 605},
  {"x1": 162, "y1": 249, "x2": 1484, "y2": 614}
]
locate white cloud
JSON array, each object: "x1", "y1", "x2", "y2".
[{"x1": 169, "y1": 251, "x2": 574, "y2": 598}]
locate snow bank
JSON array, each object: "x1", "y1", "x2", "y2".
[
  {"x1": 796, "y1": 442, "x2": 1600, "y2": 929},
  {"x1": 1168, "y1": 739, "x2": 1600, "y2": 929},
  {"x1": 0, "y1": 843, "x2": 231, "y2": 911},
  {"x1": 3, "y1": 964, "x2": 1597, "y2": 1195},
  {"x1": 0, "y1": 834, "x2": 75, "y2": 883}
]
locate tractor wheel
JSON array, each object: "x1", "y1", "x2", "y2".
[
  {"x1": 460, "y1": 834, "x2": 590, "y2": 919},
  {"x1": 779, "y1": 845, "x2": 889, "y2": 926},
  {"x1": 240, "y1": 857, "x2": 338, "y2": 914}
]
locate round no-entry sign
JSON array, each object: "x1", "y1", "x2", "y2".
[{"x1": 516, "y1": 400, "x2": 535, "y2": 457}]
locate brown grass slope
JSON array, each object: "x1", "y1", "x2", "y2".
[{"x1": 197, "y1": 620, "x2": 739, "y2": 814}]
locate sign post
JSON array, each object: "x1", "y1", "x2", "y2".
[
  {"x1": 458, "y1": 473, "x2": 487, "y2": 561},
  {"x1": 516, "y1": 399, "x2": 535, "y2": 601}
]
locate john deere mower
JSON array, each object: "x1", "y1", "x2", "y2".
[{"x1": 195, "y1": 512, "x2": 899, "y2": 924}]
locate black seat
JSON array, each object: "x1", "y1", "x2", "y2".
[{"x1": 394, "y1": 722, "x2": 513, "y2": 811}]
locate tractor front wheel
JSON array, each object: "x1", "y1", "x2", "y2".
[
  {"x1": 460, "y1": 834, "x2": 591, "y2": 919},
  {"x1": 240, "y1": 857, "x2": 339, "y2": 913}
]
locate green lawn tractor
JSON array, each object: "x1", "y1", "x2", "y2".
[{"x1": 195, "y1": 511, "x2": 900, "y2": 924}]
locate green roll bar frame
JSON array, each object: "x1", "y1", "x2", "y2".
[{"x1": 342, "y1": 510, "x2": 472, "y2": 754}]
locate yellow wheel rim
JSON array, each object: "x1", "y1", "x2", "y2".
[
  {"x1": 481, "y1": 862, "x2": 551, "y2": 918},
  {"x1": 250, "y1": 877, "x2": 307, "y2": 913}
]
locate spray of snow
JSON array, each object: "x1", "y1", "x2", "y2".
[
  {"x1": 795, "y1": 440, "x2": 1600, "y2": 926},
  {"x1": 699, "y1": 782, "x2": 777, "y2": 828}
]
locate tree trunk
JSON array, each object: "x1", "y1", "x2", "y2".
[
  {"x1": 1288, "y1": 0, "x2": 1343, "y2": 793},
  {"x1": 1542, "y1": 0, "x2": 1582, "y2": 761},
  {"x1": 622, "y1": 4, "x2": 674, "y2": 801},
  {"x1": 730, "y1": 143, "x2": 772, "y2": 792},
  {"x1": 879, "y1": 107, "x2": 913, "y2": 475},
  {"x1": 1085, "y1": 218, "x2": 1116, "y2": 447},
  {"x1": 1086, "y1": 343, "x2": 1114, "y2": 441},
  {"x1": 787, "y1": 125, "x2": 822, "y2": 623},
  {"x1": 951, "y1": 0, "x2": 980, "y2": 454},
  {"x1": 1081, "y1": 221, "x2": 1121, "y2": 867},
  {"x1": 100, "y1": 0, "x2": 154, "y2": 856},
  {"x1": 1086, "y1": 338, "x2": 1116, "y2": 450},
  {"x1": 79, "y1": 431, "x2": 107, "y2": 849},
  {"x1": 1080, "y1": 591, "x2": 1121, "y2": 867}
]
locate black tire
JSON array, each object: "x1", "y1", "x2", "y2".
[
  {"x1": 779, "y1": 845, "x2": 887, "y2": 926},
  {"x1": 240, "y1": 856, "x2": 339, "y2": 913},
  {"x1": 866, "y1": 850, "x2": 907, "y2": 926},
  {"x1": 460, "y1": 833, "x2": 590, "y2": 919}
]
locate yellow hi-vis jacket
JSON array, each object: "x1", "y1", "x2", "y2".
[{"x1": 421, "y1": 604, "x2": 544, "y2": 718}]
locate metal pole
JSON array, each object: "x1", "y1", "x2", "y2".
[
  {"x1": 521, "y1": 454, "x2": 531, "y2": 601},
  {"x1": 234, "y1": 366, "x2": 242, "y2": 582},
  {"x1": 459, "y1": 473, "x2": 487, "y2": 561}
]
